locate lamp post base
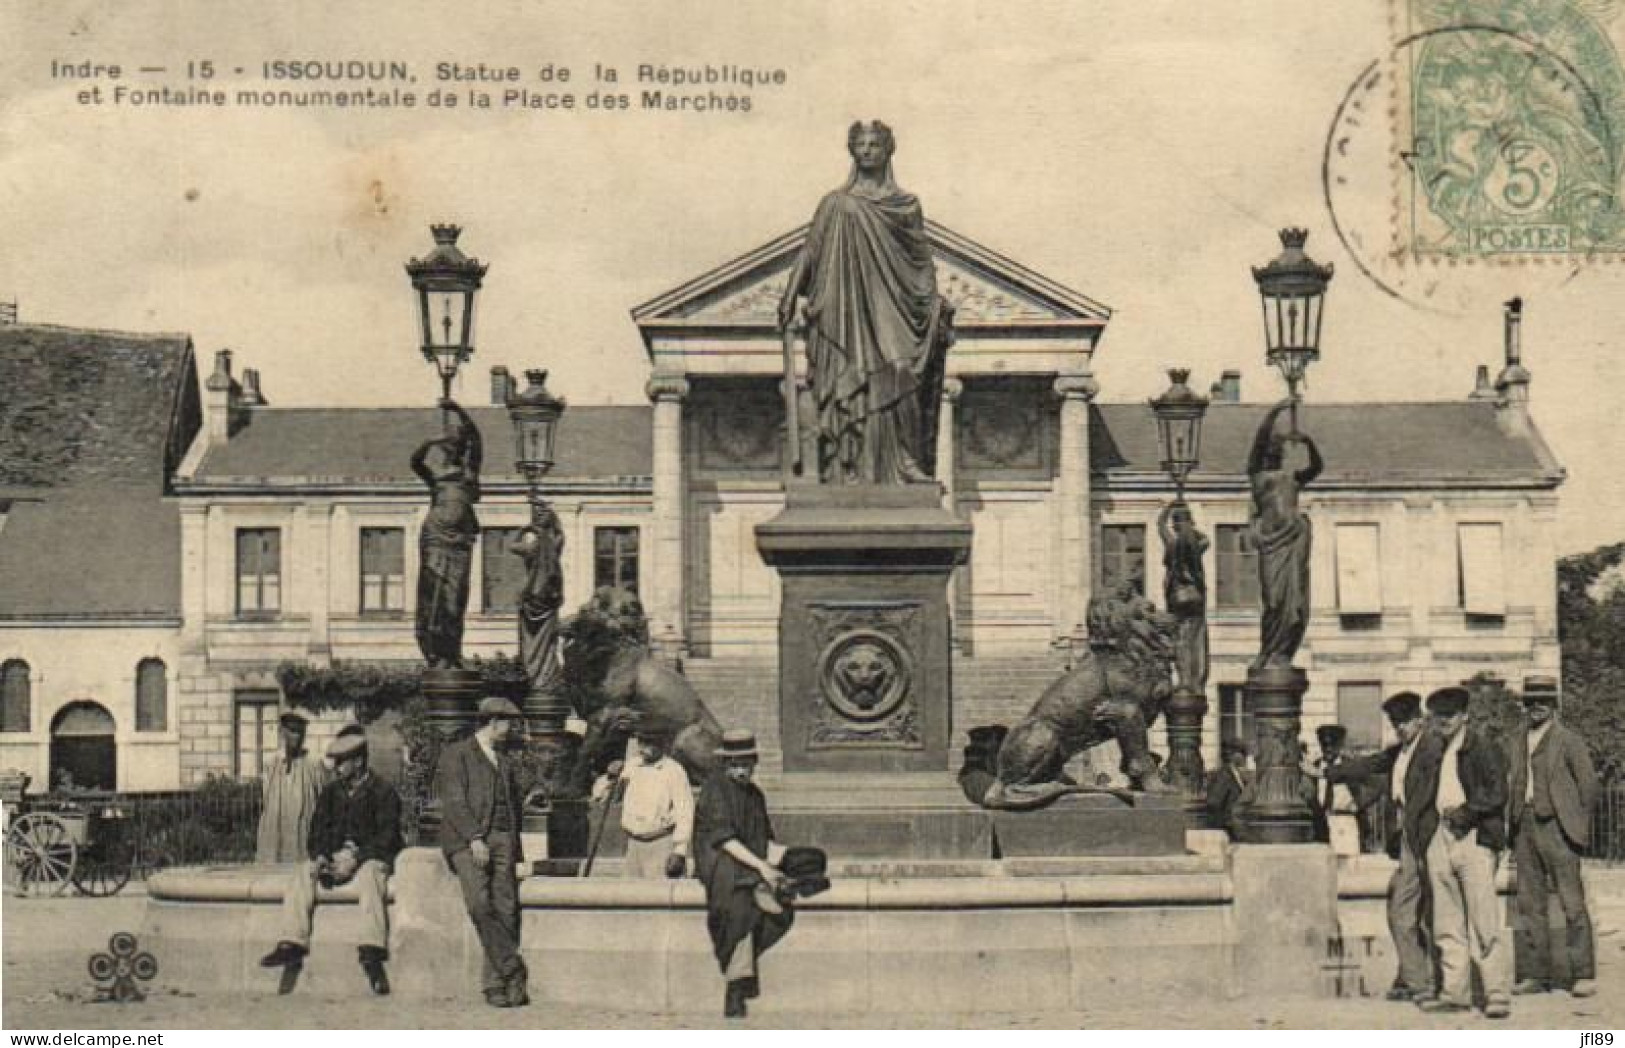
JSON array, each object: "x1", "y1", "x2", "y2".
[
  {"x1": 1163, "y1": 685, "x2": 1209, "y2": 826},
  {"x1": 415, "y1": 666, "x2": 484, "y2": 840},
  {"x1": 1241, "y1": 664, "x2": 1315, "y2": 845}
]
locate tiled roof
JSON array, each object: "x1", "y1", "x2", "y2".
[
  {"x1": 0, "y1": 487, "x2": 180, "y2": 618},
  {"x1": 1092, "y1": 401, "x2": 1556, "y2": 481},
  {"x1": 0, "y1": 324, "x2": 196, "y2": 488},
  {"x1": 192, "y1": 405, "x2": 653, "y2": 482}
]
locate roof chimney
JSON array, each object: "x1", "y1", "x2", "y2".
[
  {"x1": 240, "y1": 368, "x2": 267, "y2": 407},
  {"x1": 204, "y1": 349, "x2": 246, "y2": 442},
  {"x1": 1209, "y1": 369, "x2": 1241, "y2": 402},
  {"x1": 491, "y1": 365, "x2": 514, "y2": 406},
  {"x1": 1469, "y1": 364, "x2": 1496, "y2": 400},
  {"x1": 1494, "y1": 296, "x2": 1531, "y2": 405}
]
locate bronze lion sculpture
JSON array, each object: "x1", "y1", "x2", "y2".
[{"x1": 969, "y1": 590, "x2": 1178, "y2": 811}]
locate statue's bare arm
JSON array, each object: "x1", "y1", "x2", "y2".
[
  {"x1": 1294, "y1": 433, "x2": 1324, "y2": 487},
  {"x1": 1246, "y1": 399, "x2": 1292, "y2": 475}
]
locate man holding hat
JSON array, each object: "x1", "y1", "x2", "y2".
[
  {"x1": 593, "y1": 722, "x2": 695, "y2": 879},
  {"x1": 1327, "y1": 691, "x2": 1434, "y2": 1001},
  {"x1": 695, "y1": 729, "x2": 821, "y2": 1019},
  {"x1": 437, "y1": 696, "x2": 529, "y2": 1008},
  {"x1": 1205, "y1": 738, "x2": 1253, "y2": 841},
  {"x1": 1507, "y1": 674, "x2": 1599, "y2": 997},
  {"x1": 255, "y1": 711, "x2": 330, "y2": 864},
  {"x1": 1407, "y1": 686, "x2": 1511, "y2": 1017},
  {"x1": 259, "y1": 730, "x2": 402, "y2": 995}
]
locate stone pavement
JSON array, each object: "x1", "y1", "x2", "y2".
[{"x1": 5, "y1": 880, "x2": 1625, "y2": 1030}]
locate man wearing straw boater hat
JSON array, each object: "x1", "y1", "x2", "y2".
[
  {"x1": 259, "y1": 730, "x2": 401, "y2": 996},
  {"x1": 694, "y1": 728, "x2": 829, "y2": 1019},
  {"x1": 437, "y1": 696, "x2": 530, "y2": 1008},
  {"x1": 1507, "y1": 674, "x2": 1599, "y2": 998}
]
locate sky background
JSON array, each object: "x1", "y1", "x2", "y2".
[{"x1": 3, "y1": 0, "x2": 1622, "y2": 553}]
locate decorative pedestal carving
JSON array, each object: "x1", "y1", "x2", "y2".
[
  {"x1": 1241, "y1": 664, "x2": 1314, "y2": 844},
  {"x1": 1163, "y1": 685, "x2": 1209, "y2": 826},
  {"x1": 756, "y1": 484, "x2": 971, "y2": 773},
  {"x1": 416, "y1": 667, "x2": 483, "y2": 838}
]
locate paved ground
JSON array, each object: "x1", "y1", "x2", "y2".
[{"x1": 6, "y1": 884, "x2": 1625, "y2": 1030}]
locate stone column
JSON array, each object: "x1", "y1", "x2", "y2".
[
  {"x1": 179, "y1": 503, "x2": 209, "y2": 657},
  {"x1": 301, "y1": 500, "x2": 333, "y2": 665},
  {"x1": 646, "y1": 369, "x2": 691, "y2": 663},
  {"x1": 1053, "y1": 373, "x2": 1100, "y2": 650},
  {"x1": 938, "y1": 378, "x2": 964, "y2": 652}
]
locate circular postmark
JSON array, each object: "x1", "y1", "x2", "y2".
[{"x1": 1323, "y1": 15, "x2": 1625, "y2": 307}]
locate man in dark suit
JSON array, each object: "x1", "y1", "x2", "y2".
[
  {"x1": 1328, "y1": 691, "x2": 1432, "y2": 1000},
  {"x1": 1407, "y1": 686, "x2": 1511, "y2": 1018},
  {"x1": 1507, "y1": 675, "x2": 1600, "y2": 998},
  {"x1": 1205, "y1": 738, "x2": 1252, "y2": 840},
  {"x1": 259, "y1": 732, "x2": 403, "y2": 995},
  {"x1": 437, "y1": 697, "x2": 529, "y2": 1008}
]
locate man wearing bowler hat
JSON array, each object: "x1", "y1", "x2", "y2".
[
  {"x1": 255, "y1": 710, "x2": 330, "y2": 864},
  {"x1": 437, "y1": 696, "x2": 529, "y2": 1008},
  {"x1": 1408, "y1": 686, "x2": 1511, "y2": 1018},
  {"x1": 694, "y1": 728, "x2": 829, "y2": 1019},
  {"x1": 1205, "y1": 738, "x2": 1253, "y2": 841},
  {"x1": 1328, "y1": 691, "x2": 1435, "y2": 1001},
  {"x1": 259, "y1": 731, "x2": 401, "y2": 996},
  {"x1": 1507, "y1": 674, "x2": 1599, "y2": 998},
  {"x1": 593, "y1": 722, "x2": 695, "y2": 879}
]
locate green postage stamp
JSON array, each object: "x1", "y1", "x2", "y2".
[{"x1": 1395, "y1": 0, "x2": 1625, "y2": 259}]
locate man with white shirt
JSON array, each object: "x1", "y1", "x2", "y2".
[
  {"x1": 1328, "y1": 691, "x2": 1432, "y2": 1001},
  {"x1": 1507, "y1": 675, "x2": 1599, "y2": 998},
  {"x1": 1406, "y1": 686, "x2": 1511, "y2": 1018},
  {"x1": 437, "y1": 697, "x2": 529, "y2": 1008},
  {"x1": 594, "y1": 725, "x2": 695, "y2": 879}
]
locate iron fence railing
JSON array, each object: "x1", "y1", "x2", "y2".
[
  {"x1": 24, "y1": 781, "x2": 264, "y2": 877},
  {"x1": 1585, "y1": 781, "x2": 1625, "y2": 864}
]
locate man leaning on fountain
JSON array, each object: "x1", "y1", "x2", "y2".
[{"x1": 259, "y1": 732, "x2": 403, "y2": 996}]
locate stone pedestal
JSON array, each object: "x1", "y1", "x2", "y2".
[
  {"x1": 1231, "y1": 843, "x2": 1338, "y2": 998},
  {"x1": 1242, "y1": 664, "x2": 1315, "y2": 844},
  {"x1": 991, "y1": 793, "x2": 1186, "y2": 857},
  {"x1": 756, "y1": 484, "x2": 971, "y2": 773}
]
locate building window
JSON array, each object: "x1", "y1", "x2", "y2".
[
  {"x1": 1218, "y1": 683, "x2": 1250, "y2": 751},
  {"x1": 135, "y1": 658, "x2": 167, "y2": 732},
  {"x1": 360, "y1": 528, "x2": 406, "y2": 614},
  {"x1": 1215, "y1": 524, "x2": 1260, "y2": 609},
  {"x1": 1, "y1": 660, "x2": 30, "y2": 733},
  {"x1": 1335, "y1": 523, "x2": 1383, "y2": 621},
  {"x1": 1336, "y1": 681, "x2": 1384, "y2": 752},
  {"x1": 233, "y1": 690, "x2": 280, "y2": 780},
  {"x1": 236, "y1": 528, "x2": 282, "y2": 615},
  {"x1": 1457, "y1": 522, "x2": 1506, "y2": 623},
  {"x1": 594, "y1": 526, "x2": 641, "y2": 597},
  {"x1": 1099, "y1": 524, "x2": 1146, "y2": 597},
  {"x1": 481, "y1": 527, "x2": 527, "y2": 614}
]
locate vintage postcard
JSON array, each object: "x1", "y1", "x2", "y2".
[{"x1": 3, "y1": 0, "x2": 1625, "y2": 1035}]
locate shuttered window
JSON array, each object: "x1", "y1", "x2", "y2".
[
  {"x1": 236, "y1": 528, "x2": 282, "y2": 615},
  {"x1": 1335, "y1": 524, "x2": 1383, "y2": 616},
  {"x1": 1457, "y1": 523, "x2": 1507, "y2": 617}
]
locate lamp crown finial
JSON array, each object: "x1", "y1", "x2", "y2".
[
  {"x1": 524, "y1": 368, "x2": 549, "y2": 386},
  {"x1": 429, "y1": 223, "x2": 462, "y2": 245},
  {"x1": 1167, "y1": 367, "x2": 1191, "y2": 385},
  {"x1": 1279, "y1": 228, "x2": 1309, "y2": 249}
]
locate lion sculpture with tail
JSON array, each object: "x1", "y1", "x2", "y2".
[{"x1": 968, "y1": 587, "x2": 1179, "y2": 811}]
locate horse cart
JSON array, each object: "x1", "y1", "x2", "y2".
[{"x1": 3, "y1": 777, "x2": 142, "y2": 897}]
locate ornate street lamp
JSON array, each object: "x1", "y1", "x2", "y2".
[
  {"x1": 1242, "y1": 228, "x2": 1331, "y2": 845},
  {"x1": 1149, "y1": 369, "x2": 1211, "y2": 821},
  {"x1": 506, "y1": 369, "x2": 571, "y2": 737},
  {"x1": 405, "y1": 224, "x2": 488, "y2": 406},
  {"x1": 1252, "y1": 228, "x2": 1333, "y2": 430}
]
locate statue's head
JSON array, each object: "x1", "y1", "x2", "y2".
[
  {"x1": 847, "y1": 120, "x2": 896, "y2": 168},
  {"x1": 1259, "y1": 433, "x2": 1288, "y2": 471},
  {"x1": 1169, "y1": 502, "x2": 1194, "y2": 531}
]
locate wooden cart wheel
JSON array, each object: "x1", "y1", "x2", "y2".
[
  {"x1": 4, "y1": 813, "x2": 78, "y2": 896},
  {"x1": 72, "y1": 835, "x2": 133, "y2": 897}
]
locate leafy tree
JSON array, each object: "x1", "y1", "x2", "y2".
[{"x1": 1558, "y1": 542, "x2": 1625, "y2": 781}]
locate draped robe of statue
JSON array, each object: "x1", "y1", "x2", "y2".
[
  {"x1": 784, "y1": 165, "x2": 953, "y2": 484},
  {"x1": 255, "y1": 749, "x2": 330, "y2": 863},
  {"x1": 1161, "y1": 510, "x2": 1210, "y2": 691},
  {"x1": 411, "y1": 410, "x2": 482, "y2": 669},
  {"x1": 517, "y1": 509, "x2": 566, "y2": 696},
  {"x1": 1246, "y1": 404, "x2": 1322, "y2": 672}
]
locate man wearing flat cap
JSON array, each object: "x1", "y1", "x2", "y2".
[
  {"x1": 1407, "y1": 686, "x2": 1511, "y2": 1018},
  {"x1": 1507, "y1": 675, "x2": 1599, "y2": 998},
  {"x1": 1327, "y1": 691, "x2": 1435, "y2": 1001},
  {"x1": 1205, "y1": 738, "x2": 1253, "y2": 841},
  {"x1": 255, "y1": 710, "x2": 330, "y2": 864},
  {"x1": 260, "y1": 731, "x2": 402, "y2": 995},
  {"x1": 1307, "y1": 724, "x2": 1363, "y2": 854},
  {"x1": 694, "y1": 729, "x2": 828, "y2": 1019},
  {"x1": 437, "y1": 696, "x2": 529, "y2": 1008},
  {"x1": 592, "y1": 722, "x2": 695, "y2": 879}
]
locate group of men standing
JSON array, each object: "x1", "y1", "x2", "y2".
[
  {"x1": 250, "y1": 700, "x2": 820, "y2": 1019},
  {"x1": 1325, "y1": 676, "x2": 1599, "y2": 1019}
]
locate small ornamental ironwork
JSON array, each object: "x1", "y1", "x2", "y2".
[{"x1": 88, "y1": 932, "x2": 158, "y2": 1002}]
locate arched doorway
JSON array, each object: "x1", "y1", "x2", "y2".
[{"x1": 50, "y1": 702, "x2": 116, "y2": 792}]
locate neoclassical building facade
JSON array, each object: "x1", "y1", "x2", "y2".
[{"x1": 0, "y1": 223, "x2": 1564, "y2": 790}]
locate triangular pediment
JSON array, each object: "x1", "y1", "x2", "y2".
[{"x1": 632, "y1": 220, "x2": 1111, "y2": 333}]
